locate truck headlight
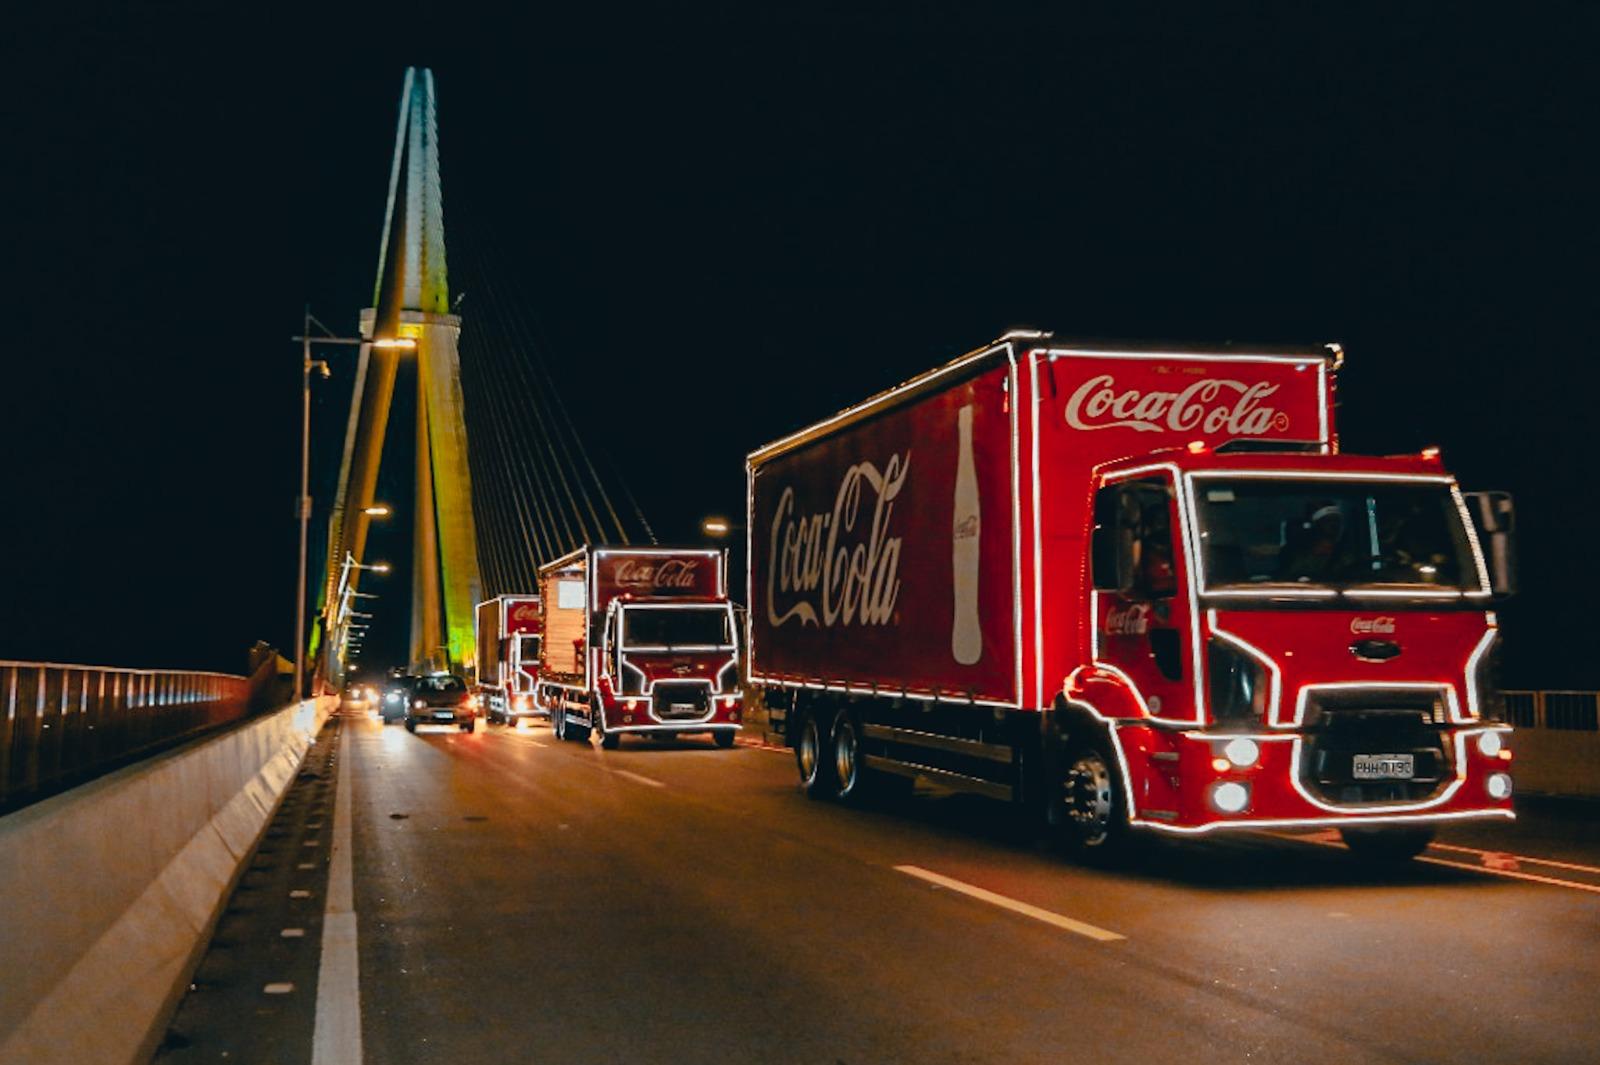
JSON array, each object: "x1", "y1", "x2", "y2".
[{"x1": 1208, "y1": 640, "x2": 1266, "y2": 725}]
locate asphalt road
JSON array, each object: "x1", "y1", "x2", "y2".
[{"x1": 163, "y1": 709, "x2": 1600, "y2": 1064}]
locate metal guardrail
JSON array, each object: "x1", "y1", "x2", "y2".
[
  {"x1": 1504, "y1": 690, "x2": 1600, "y2": 732},
  {"x1": 1, "y1": 661, "x2": 251, "y2": 809}
]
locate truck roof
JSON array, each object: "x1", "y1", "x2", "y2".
[
  {"x1": 1100, "y1": 446, "x2": 1452, "y2": 481},
  {"x1": 749, "y1": 331, "x2": 1342, "y2": 464}
]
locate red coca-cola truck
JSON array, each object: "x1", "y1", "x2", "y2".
[
  {"x1": 537, "y1": 546, "x2": 743, "y2": 749},
  {"x1": 475, "y1": 594, "x2": 545, "y2": 725},
  {"x1": 747, "y1": 331, "x2": 1517, "y2": 858}
]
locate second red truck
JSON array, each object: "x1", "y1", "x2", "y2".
[{"x1": 537, "y1": 546, "x2": 744, "y2": 748}]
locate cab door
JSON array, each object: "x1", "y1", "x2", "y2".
[{"x1": 1091, "y1": 474, "x2": 1196, "y2": 722}]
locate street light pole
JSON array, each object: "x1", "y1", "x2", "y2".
[
  {"x1": 295, "y1": 306, "x2": 314, "y2": 701},
  {"x1": 291, "y1": 310, "x2": 408, "y2": 699}
]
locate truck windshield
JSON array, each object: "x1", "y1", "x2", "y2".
[
  {"x1": 620, "y1": 608, "x2": 733, "y2": 650},
  {"x1": 1193, "y1": 478, "x2": 1483, "y2": 595}
]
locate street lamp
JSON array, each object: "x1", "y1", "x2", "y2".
[
  {"x1": 702, "y1": 516, "x2": 735, "y2": 537},
  {"x1": 293, "y1": 308, "x2": 415, "y2": 701},
  {"x1": 363, "y1": 504, "x2": 392, "y2": 517}
]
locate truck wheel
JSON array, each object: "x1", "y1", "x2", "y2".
[
  {"x1": 796, "y1": 713, "x2": 838, "y2": 799},
  {"x1": 1053, "y1": 739, "x2": 1126, "y2": 857},
  {"x1": 1340, "y1": 826, "x2": 1434, "y2": 861},
  {"x1": 598, "y1": 703, "x2": 620, "y2": 745},
  {"x1": 713, "y1": 730, "x2": 735, "y2": 749},
  {"x1": 831, "y1": 714, "x2": 867, "y2": 803}
]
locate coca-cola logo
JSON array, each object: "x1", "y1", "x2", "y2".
[
  {"x1": 1065, "y1": 373, "x2": 1289, "y2": 436},
  {"x1": 613, "y1": 558, "x2": 701, "y2": 590},
  {"x1": 1350, "y1": 616, "x2": 1397, "y2": 635},
  {"x1": 766, "y1": 454, "x2": 909, "y2": 628},
  {"x1": 1105, "y1": 602, "x2": 1151, "y2": 636},
  {"x1": 508, "y1": 602, "x2": 541, "y2": 624}
]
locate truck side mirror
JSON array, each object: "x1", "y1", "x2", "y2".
[{"x1": 1464, "y1": 490, "x2": 1517, "y2": 597}]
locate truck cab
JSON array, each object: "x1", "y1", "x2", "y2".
[{"x1": 1073, "y1": 446, "x2": 1514, "y2": 852}]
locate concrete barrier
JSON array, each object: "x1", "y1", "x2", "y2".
[{"x1": 0, "y1": 696, "x2": 336, "y2": 1065}]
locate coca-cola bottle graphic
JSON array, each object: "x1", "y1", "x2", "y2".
[{"x1": 952, "y1": 403, "x2": 982, "y2": 665}]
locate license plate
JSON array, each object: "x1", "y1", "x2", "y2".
[
  {"x1": 433, "y1": 711, "x2": 454, "y2": 720},
  {"x1": 1352, "y1": 754, "x2": 1414, "y2": 780},
  {"x1": 671, "y1": 703, "x2": 696, "y2": 713}
]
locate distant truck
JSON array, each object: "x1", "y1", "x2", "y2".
[
  {"x1": 537, "y1": 546, "x2": 743, "y2": 749},
  {"x1": 747, "y1": 331, "x2": 1518, "y2": 859},
  {"x1": 475, "y1": 594, "x2": 544, "y2": 726}
]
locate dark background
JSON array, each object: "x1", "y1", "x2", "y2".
[{"x1": 2, "y1": 3, "x2": 1593, "y2": 686}]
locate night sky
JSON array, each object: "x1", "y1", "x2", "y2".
[{"x1": 4, "y1": 4, "x2": 1595, "y2": 687}]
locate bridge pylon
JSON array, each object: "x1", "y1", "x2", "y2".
[{"x1": 321, "y1": 67, "x2": 480, "y2": 680}]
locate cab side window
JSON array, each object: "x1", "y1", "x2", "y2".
[{"x1": 1092, "y1": 479, "x2": 1177, "y2": 598}]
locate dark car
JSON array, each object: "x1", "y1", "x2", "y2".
[
  {"x1": 405, "y1": 674, "x2": 478, "y2": 733},
  {"x1": 380, "y1": 673, "x2": 417, "y2": 724}
]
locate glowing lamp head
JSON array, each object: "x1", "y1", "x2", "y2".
[
  {"x1": 1211, "y1": 781, "x2": 1250, "y2": 814},
  {"x1": 1186, "y1": 440, "x2": 1208, "y2": 454},
  {"x1": 1222, "y1": 737, "x2": 1261, "y2": 768},
  {"x1": 363, "y1": 504, "x2": 392, "y2": 517},
  {"x1": 1487, "y1": 773, "x2": 1513, "y2": 800},
  {"x1": 1476, "y1": 731, "x2": 1504, "y2": 758}
]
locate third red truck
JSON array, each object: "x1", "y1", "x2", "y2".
[{"x1": 746, "y1": 331, "x2": 1517, "y2": 857}]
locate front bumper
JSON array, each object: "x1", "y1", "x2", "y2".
[
  {"x1": 599, "y1": 691, "x2": 744, "y2": 734},
  {"x1": 1112, "y1": 723, "x2": 1515, "y2": 834}
]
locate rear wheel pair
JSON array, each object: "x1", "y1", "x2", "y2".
[{"x1": 795, "y1": 712, "x2": 902, "y2": 803}]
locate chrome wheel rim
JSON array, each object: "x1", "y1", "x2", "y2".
[
  {"x1": 834, "y1": 722, "x2": 859, "y2": 794},
  {"x1": 1064, "y1": 751, "x2": 1114, "y2": 846}
]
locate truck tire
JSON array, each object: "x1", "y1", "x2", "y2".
[
  {"x1": 1340, "y1": 826, "x2": 1434, "y2": 861},
  {"x1": 831, "y1": 713, "x2": 867, "y2": 804},
  {"x1": 795, "y1": 712, "x2": 838, "y2": 799},
  {"x1": 713, "y1": 730, "x2": 735, "y2": 749},
  {"x1": 1052, "y1": 738, "x2": 1127, "y2": 858},
  {"x1": 596, "y1": 703, "x2": 620, "y2": 749}
]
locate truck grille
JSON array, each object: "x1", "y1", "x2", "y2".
[
  {"x1": 651, "y1": 683, "x2": 711, "y2": 722},
  {"x1": 1298, "y1": 690, "x2": 1455, "y2": 807}
]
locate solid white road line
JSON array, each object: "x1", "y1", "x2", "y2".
[
  {"x1": 895, "y1": 865, "x2": 1126, "y2": 942},
  {"x1": 1426, "y1": 841, "x2": 1600, "y2": 876},
  {"x1": 612, "y1": 769, "x2": 666, "y2": 789},
  {"x1": 312, "y1": 723, "x2": 362, "y2": 1065},
  {"x1": 1274, "y1": 832, "x2": 1600, "y2": 896},
  {"x1": 1412, "y1": 855, "x2": 1600, "y2": 895}
]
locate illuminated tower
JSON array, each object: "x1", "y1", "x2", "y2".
[{"x1": 324, "y1": 67, "x2": 481, "y2": 675}]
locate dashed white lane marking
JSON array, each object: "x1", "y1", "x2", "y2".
[
  {"x1": 281, "y1": 928, "x2": 306, "y2": 938},
  {"x1": 298, "y1": 863, "x2": 317, "y2": 871},
  {"x1": 264, "y1": 983, "x2": 295, "y2": 995},
  {"x1": 894, "y1": 865, "x2": 1126, "y2": 942},
  {"x1": 312, "y1": 724, "x2": 362, "y2": 1065},
  {"x1": 290, "y1": 890, "x2": 313, "y2": 899},
  {"x1": 612, "y1": 769, "x2": 666, "y2": 789}
]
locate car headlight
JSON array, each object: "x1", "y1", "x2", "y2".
[
  {"x1": 413, "y1": 699, "x2": 425, "y2": 710},
  {"x1": 1208, "y1": 639, "x2": 1266, "y2": 725},
  {"x1": 385, "y1": 692, "x2": 399, "y2": 703}
]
